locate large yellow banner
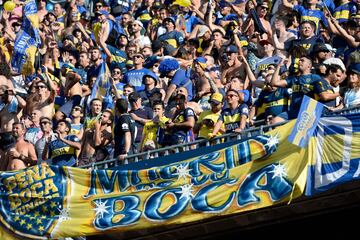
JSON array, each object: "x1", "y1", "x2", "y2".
[{"x1": 0, "y1": 121, "x2": 310, "y2": 239}]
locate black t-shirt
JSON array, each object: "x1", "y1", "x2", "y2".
[{"x1": 113, "y1": 114, "x2": 137, "y2": 157}]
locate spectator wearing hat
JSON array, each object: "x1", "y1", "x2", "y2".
[
  {"x1": 341, "y1": 63, "x2": 360, "y2": 108},
  {"x1": 211, "y1": 89, "x2": 249, "y2": 136},
  {"x1": 128, "y1": 20, "x2": 151, "y2": 49},
  {"x1": 203, "y1": 29, "x2": 227, "y2": 61},
  {"x1": 159, "y1": 58, "x2": 193, "y2": 105},
  {"x1": 221, "y1": 45, "x2": 247, "y2": 85},
  {"x1": 255, "y1": 39, "x2": 281, "y2": 75},
  {"x1": 148, "y1": 6, "x2": 170, "y2": 41},
  {"x1": 312, "y1": 43, "x2": 332, "y2": 75},
  {"x1": 194, "y1": 93, "x2": 224, "y2": 140},
  {"x1": 191, "y1": 57, "x2": 219, "y2": 110},
  {"x1": 189, "y1": 25, "x2": 212, "y2": 55},
  {"x1": 128, "y1": 92, "x2": 153, "y2": 150},
  {"x1": 139, "y1": 71, "x2": 165, "y2": 107},
  {"x1": 157, "y1": 17, "x2": 185, "y2": 56}
]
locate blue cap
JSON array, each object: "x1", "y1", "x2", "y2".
[
  {"x1": 142, "y1": 70, "x2": 159, "y2": 84},
  {"x1": 194, "y1": 57, "x2": 207, "y2": 64},
  {"x1": 144, "y1": 56, "x2": 160, "y2": 69},
  {"x1": 349, "y1": 63, "x2": 360, "y2": 74},
  {"x1": 225, "y1": 45, "x2": 238, "y2": 53}
]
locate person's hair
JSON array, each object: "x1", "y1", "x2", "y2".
[
  {"x1": 57, "y1": 119, "x2": 72, "y2": 133},
  {"x1": 174, "y1": 94, "x2": 186, "y2": 102},
  {"x1": 325, "y1": 64, "x2": 343, "y2": 76},
  {"x1": 115, "y1": 99, "x2": 128, "y2": 113},
  {"x1": 40, "y1": 116, "x2": 52, "y2": 123},
  {"x1": 124, "y1": 84, "x2": 135, "y2": 91},
  {"x1": 275, "y1": 16, "x2": 288, "y2": 27},
  {"x1": 301, "y1": 20, "x2": 316, "y2": 30},
  {"x1": 90, "y1": 98, "x2": 102, "y2": 106},
  {"x1": 103, "y1": 109, "x2": 114, "y2": 123},
  {"x1": 286, "y1": 12, "x2": 300, "y2": 28},
  {"x1": 12, "y1": 122, "x2": 25, "y2": 130},
  {"x1": 348, "y1": 73, "x2": 360, "y2": 90},
  {"x1": 152, "y1": 101, "x2": 164, "y2": 109}
]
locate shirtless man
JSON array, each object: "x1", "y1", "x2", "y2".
[
  {"x1": 54, "y1": 71, "x2": 83, "y2": 121},
  {"x1": 78, "y1": 109, "x2": 113, "y2": 166},
  {"x1": 0, "y1": 84, "x2": 26, "y2": 133},
  {"x1": 26, "y1": 77, "x2": 56, "y2": 119},
  {"x1": 6, "y1": 122, "x2": 37, "y2": 171},
  {"x1": 221, "y1": 45, "x2": 247, "y2": 85}
]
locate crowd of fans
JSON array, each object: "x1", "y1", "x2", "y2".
[{"x1": 0, "y1": 0, "x2": 360, "y2": 171}]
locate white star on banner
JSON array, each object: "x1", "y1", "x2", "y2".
[
  {"x1": 175, "y1": 163, "x2": 191, "y2": 180},
  {"x1": 58, "y1": 207, "x2": 70, "y2": 222},
  {"x1": 177, "y1": 184, "x2": 194, "y2": 200},
  {"x1": 93, "y1": 199, "x2": 110, "y2": 219},
  {"x1": 265, "y1": 133, "x2": 279, "y2": 149},
  {"x1": 270, "y1": 164, "x2": 287, "y2": 179}
]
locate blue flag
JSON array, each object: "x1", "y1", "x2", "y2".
[
  {"x1": 288, "y1": 96, "x2": 324, "y2": 148},
  {"x1": 89, "y1": 62, "x2": 113, "y2": 110},
  {"x1": 11, "y1": 0, "x2": 40, "y2": 75}
]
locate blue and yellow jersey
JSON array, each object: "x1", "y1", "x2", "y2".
[
  {"x1": 219, "y1": 104, "x2": 249, "y2": 133},
  {"x1": 70, "y1": 123, "x2": 83, "y2": 136},
  {"x1": 293, "y1": 5, "x2": 328, "y2": 33},
  {"x1": 255, "y1": 88, "x2": 291, "y2": 120},
  {"x1": 334, "y1": 2, "x2": 357, "y2": 23},
  {"x1": 49, "y1": 135, "x2": 80, "y2": 167},
  {"x1": 313, "y1": 78, "x2": 337, "y2": 107},
  {"x1": 197, "y1": 110, "x2": 222, "y2": 139},
  {"x1": 107, "y1": 44, "x2": 127, "y2": 72},
  {"x1": 141, "y1": 116, "x2": 170, "y2": 149},
  {"x1": 286, "y1": 73, "x2": 322, "y2": 114}
]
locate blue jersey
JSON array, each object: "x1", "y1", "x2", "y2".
[
  {"x1": 334, "y1": 2, "x2": 357, "y2": 23},
  {"x1": 313, "y1": 78, "x2": 336, "y2": 107},
  {"x1": 293, "y1": 5, "x2": 328, "y2": 33},
  {"x1": 286, "y1": 74, "x2": 322, "y2": 117},
  {"x1": 219, "y1": 104, "x2": 249, "y2": 133},
  {"x1": 107, "y1": 44, "x2": 127, "y2": 72},
  {"x1": 49, "y1": 135, "x2": 80, "y2": 167},
  {"x1": 255, "y1": 88, "x2": 291, "y2": 120},
  {"x1": 171, "y1": 69, "x2": 193, "y2": 101},
  {"x1": 123, "y1": 68, "x2": 154, "y2": 92}
]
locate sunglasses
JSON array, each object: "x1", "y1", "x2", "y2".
[
  {"x1": 112, "y1": 71, "x2": 121, "y2": 74},
  {"x1": 95, "y1": 4, "x2": 102, "y2": 8},
  {"x1": 261, "y1": 6, "x2": 269, "y2": 10},
  {"x1": 226, "y1": 94, "x2": 238, "y2": 98},
  {"x1": 40, "y1": 121, "x2": 51, "y2": 125},
  {"x1": 133, "y1": 55, "x2": 143, "y2": 59},
  {"x1": 73, "y1": 107, "x2": 82, "y2": 111}
]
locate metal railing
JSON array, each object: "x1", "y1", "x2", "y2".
[{"x1": 80, "y1": 105, "x2": 360, "y2": 170}]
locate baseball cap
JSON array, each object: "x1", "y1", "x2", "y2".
[
  {"x1": 348, "y1": 63, "x2": 360, "y2": 74},
  {"x1": 323, "y1": 58, "x2": 346, "y2": 71},
  {"x1": 97, "y1": 10, "x2": 109, "y2": 16},
  {"x1": 197, "y1": 25, "x2": 211, "y2": 38},
  {"x1": 209, "y1": 93, "x2": 223, "y2": 104},
  {"x1": 128, "y1": 92, "x2": 141, "y2": 102},
  {"x1": 225, "y1": 45, "x2": 238, "y2": 53},
  {"x1": 313, "y1": 43, "x2": 330, "y2": 53},
  {"x1": 133, "y1": 20, "x2": 144, "y2": 28},
  {"x1": 259, "y1": 39, "x2": 272, "y2": 46}
]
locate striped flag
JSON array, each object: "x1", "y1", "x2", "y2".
[
  {"x1": 288, "y1": 96, "x2": 324, "y2": 148},
  {"x1": 11, "y1": 0, "x2": 41, "y2": 75}
]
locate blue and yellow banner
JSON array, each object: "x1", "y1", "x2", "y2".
[
  {"x1": 288, "y1": 96, "x2": 324, "y2": 148},
  {"x1": 0, "y1": 111, "x2": 360, "y2": 239},
  {"x1": 11, "y1": 0, "x2": 40, "y2": 75}
]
